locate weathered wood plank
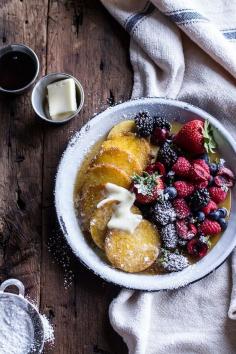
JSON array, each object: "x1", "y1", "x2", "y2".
[
  {"x1": 40, "y1": 0, "x2": 132, "y2": 353},
  {"x1": 0, "y1": 0, "x2": 48, "y2": 300}
]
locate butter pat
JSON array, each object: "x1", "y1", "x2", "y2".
[{"x1": 47, "y1": 78, "x2": 77, "y2": 120}]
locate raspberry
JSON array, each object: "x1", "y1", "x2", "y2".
[
  {"x1": 187, "y1": 238, "x2": 208, "y2": 258},
  {"x1": 160, "y1": 224, "x2": 178, "y2": 249},
  {"x1": 194, "y1": 180, "x2": 208, "y2": 189},
  {"x1": 200, "y1": 218, "x2": 221, "y2": 235},
  {"x1": 176, "y1": 220, "x2": 197, "y2": 240},
  {"x1": 160, "y1": 250, "x2": 189, "y2": 272},
  {"x1": 134, "y1": 111, "x2": 154, "y2": 137},
  {"x1": 209, "y1": 186, "x2": 227, "y2": 203},
  {"x1": 193, "y1": 159, "x2": 210, "y2": 174},
  {"x1": 173, "y1": 198, "x2": 190, "y2": 219},
  {"x1": 190, "y1": 162, "x2": 210, "y2": 182},
  {"x1": 202, "y1": 200, "x2": 217, "y2": 215},
  {"x1": 188, "y1": 188, "x2": 210, "y2": 211},
  {"x1": 174, "y1": 181, "x2": 194, "y2": 198},
  {"x1": 172, "y1": 157, "x2": 191, "y2": 177}
]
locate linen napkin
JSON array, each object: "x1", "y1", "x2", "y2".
[{"x1": 100, "y1": 0, "x2": 236, "y2": 353}]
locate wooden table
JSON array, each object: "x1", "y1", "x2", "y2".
[{"x1": 0, "y1": 1, "x2": 132, "y2": 353}]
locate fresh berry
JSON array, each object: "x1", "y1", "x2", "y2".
[
  {"x1": 200, "y1": 218, "x2": 221, "y2": 235},
  {"x1": 193, "y1": 159, "x2": 210, "y2": 174},
  {"x1": 153, "y1": 116, "x2": 171, "y2": 130},
  {"x1": 176, "y1": 220, "x2": 197, "y2": 240},
  {"x1": 173, "y1": 198, "x2": 190, "y2": 219},
  {"x1": 218, "y1": 218, "x2": 228, "y2": 231},
  {"x1": 151, "y1": 201, "x2": 176, "y2": 226},
  {"x1": 160, "y1": 224, "x2": 178, "y2": 249},
  {"x1": 166, "y1": 171, "x2": 175, "y2": 185},
  {"x1": 174, "y1": 119, "x2": 216, "y2": 155},
  {"x1": 195, "y1": 211, "x2": 205, "y2": 222},
  {"x1": 145, "y1": 162, "x2": 166, "y2": 176},
  {"x1": 190, "y1": 161, "x2": 210, "y2": 182},
  {"x1": 187, "y1": 238, "x2": 208, "y2": 258},
  {"x1": 188, "y1": 188, "x2": 210, "y2": 211},
  {"x1": 134, "y1": 111, "x2": 154, "y2": 137},
  {"x1": 151, "y1": 127, "x2": 169, "y2": 145},
  {"x1": 164, "y1": 186, "x2": 177, "y2": 200},
  {"x1": 132, "y1": 173, "x2": 164, "y2": 204},
  {"x1": 160, "y1": 249, "x2": 189, "y2": 272},
  {"x1": 209, "y1": 163, "x2": 218, "y2": 175},
  {"x1": 218, "y1": 207, "x2": 228, "y2": 218},
  {"x1": 174, "y1": 181, "x2": 194, "y2": 198},
  {"x1": 157, "y1": 142, "x2": 178, "y2": 168},
  {"x1": 208, "y1": 210, "x2": 221, "y2": 221},
  {"x1": 172, "y1": 157, "x2": 191, "y2": 178},
  {"x1": 214, "y1": 166, "x2": 235, "y2": 188},
  {"x1": 178, "y1": 238, "x2": 188, "y2": 247},
  {"x1": 202, "y1": 200, "x2": 217, "y2": 215},
  {"x1": 209, "y1": 186, "x2": 227, "y2": 203}
]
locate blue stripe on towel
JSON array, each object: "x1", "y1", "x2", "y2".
[
  {"x1": 167, "y1": 11, "x2": 208, "y2": 24},
  {"x1": 125, "y1": 2, "x2": 155, "y2": 34},
  {"x1": 221, "y1": 29, "x2": 236, "y2": 40}
]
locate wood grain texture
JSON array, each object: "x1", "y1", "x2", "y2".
[{"x1": 0, "y1": 0, "x2": 132, "y2": 352}]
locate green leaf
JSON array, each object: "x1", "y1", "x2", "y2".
[{"x1": 202, "y1": 120, "x2": 217, "y2": 153}]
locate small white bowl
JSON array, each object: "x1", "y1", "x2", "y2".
[
  {"x1": 55, "y1": 98, "x2": 236, "y2": 291},
  {"x1": 31, "y1": 72, "x2": 84, "y2": 124}
]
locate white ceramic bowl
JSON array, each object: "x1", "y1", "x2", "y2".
[{"x1": 55, "y1": 98, "x2": 236, "y2": 291}]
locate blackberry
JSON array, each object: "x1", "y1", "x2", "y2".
[
  {"x1": 151, "y1": 200, "x2": 176, "y2": 226},
  {"x1": 134, "y1": 111, "x2": 154, "y2": 137},
  {"x1": 157, "y1": 142, "x2": 178, "y2": 168},
  {"x1": 188, "y1": 188, "x2": 210, "y2": 211},
  {"x1": 160, "y1": 249, "x2": 189, "y2": 272},
  {"x1": 178, "y1": 238, "x2": 188, "y2": 247},
  {"x1": 160, "y1": 224, "x2": 178, "y2": 249},
  {"x1": 153, "y1": 116, "x2": 171, "y2": 131}
]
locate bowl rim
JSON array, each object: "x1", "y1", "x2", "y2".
[
  {"x1": 55, "y1": 97, "x2": 236, "y2": 291},
  {"x1": 31, "y1": 72, "x2": 85, "y2": 124}
]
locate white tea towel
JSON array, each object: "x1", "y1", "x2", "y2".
[{"x1": 101, "y1": 0, "x2": 236, "y2": 353}]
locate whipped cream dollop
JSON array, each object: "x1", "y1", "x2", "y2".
[{"x1": 97, "y1": 183, "x2": 142, "y2": 233}]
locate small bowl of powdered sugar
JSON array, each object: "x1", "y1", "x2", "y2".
[{"x1": 0, "y1": 278, "x2": 54, "y2": 354}]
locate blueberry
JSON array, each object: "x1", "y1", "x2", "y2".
[
  {"x1": 218, "y1": 207, "x2": 228, "y2": 218},
  {"x1": 195, "y1": 211, "x2": 205, "y2": 222},
  {"x1": 218, "y1": 218, "x2": 228, "y2": 231},
  {"x1": 166, "y1": 171, "x2": 175, "y2": 185},
  {"x1": 198, "y1": 153, "x2": 209, "y2": 164},
  {"x1": 209, "y1": 210, "x2": 220, "y2": 221},
  {"x1": 209, "y1": 163, "x2": 218, "y2": 175},
  {"x1": 164, "y1": 187, "x2": 177, "y2": 200},
  {"x1": 208, "y1": 175, "x2": 214, "y2": 186}
]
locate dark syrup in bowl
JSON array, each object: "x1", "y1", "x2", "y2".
[{"x1": 0, "y1": 51, "x2": 37, "y2": 90}]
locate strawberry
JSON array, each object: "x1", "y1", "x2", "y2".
[
  {"x1": 202, "y1": 200, "x2": 217, "y2": 215},
  {"x1": 174, "y1": 181, "x2": 194, "y2": 198},
  {"x1": 193, "y1": 159, "x2": 210, "y2": 174},
  {"x1": 173, "y1": 198, "x2": 190, "y2": 219},
  {"x1": 176, "y1": 220, "x2": 197, "y2": 240},
  {"x1": 190, "y1": 161, "x2": 210, "y2": 182},
  {"x1": 172, "y1": 157, "x2": 191, "y2": 177},
  {"x1": 200, "y1": 218, "x2": 221, "y2": 235},
  {"x1": 187, "y1": 238, "x2": 208, "y2": 258},
  {"x1": 174, "y1": 120, "x2": 216, "y2": 155},
  {"x1": 145, "y1": 162, "x2": 166, "y2": 176},
  {"x1": 209, "y1": 186, "x2": 227, "y2": 203},
  {"x1": 132, "y1": 172, "x2": 164, "y2": 204}
]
